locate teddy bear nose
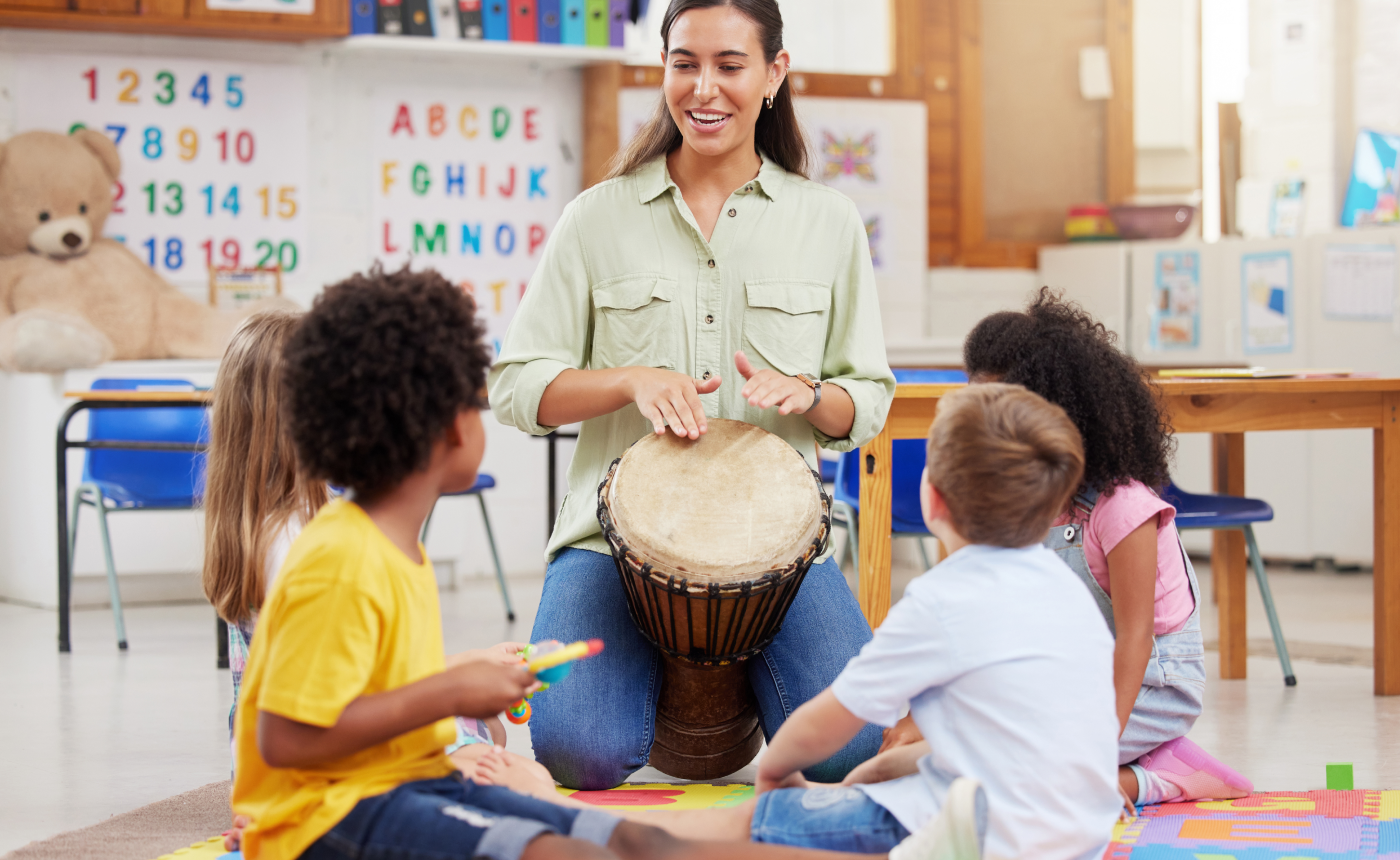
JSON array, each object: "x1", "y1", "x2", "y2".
[{"x1": 62, "y1": 232, "x2": 83, "y2": 249}]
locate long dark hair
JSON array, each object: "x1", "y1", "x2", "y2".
[
  {"x1": 607, "y1": 0, "x2": 809, "y2": 179},
  {"x1": 962, "y1": 287, "x2": 1175, "y2": 495}
]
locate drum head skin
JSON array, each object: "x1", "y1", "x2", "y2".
[{"x1": 608, "y1": 419, "x2": 823, "y2": 581}]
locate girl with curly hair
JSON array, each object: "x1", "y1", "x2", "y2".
[{"x1": 960, "y1": 287, "x2": 1251, "y2": 807}]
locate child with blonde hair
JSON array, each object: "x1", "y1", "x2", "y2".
[{"x1": 202, "y1": 310, "x2": 330, "y2": 740}]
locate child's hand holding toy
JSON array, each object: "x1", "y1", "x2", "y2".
[{"x1": 505, "y1": 639, "x2": 605, "y2": 725}]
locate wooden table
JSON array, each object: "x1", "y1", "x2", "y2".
[
  {"x1": 857, "y1": 378, "x2": 1400, "y2": 694},
  {"x1": 55, "y1": 390, "x2": 212, "y2": 656}
]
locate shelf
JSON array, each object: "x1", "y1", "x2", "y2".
[{"x1": 320, "y1": 34, "x2": 627, "y2": 68}]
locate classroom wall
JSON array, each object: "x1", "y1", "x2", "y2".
[{"x1": 0, "y1": 29, "x2": 585, "y2": 606}]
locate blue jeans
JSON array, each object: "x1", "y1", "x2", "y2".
[
  {"x1": 750, "y1": 786, "x2": 909, "y2": 852},
  {"x1": 529, "y1": 548, "x2": 881, "y2": 789},
  {"x1": 300, "y1": 775, "x2": 620, "y2": 860}
]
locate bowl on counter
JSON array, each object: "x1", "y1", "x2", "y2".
[{"x1": 1109, "y1": 205, "x2": 1195, "y2": 240}]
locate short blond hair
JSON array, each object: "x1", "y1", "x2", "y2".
[{"x1": 926, "y1": 383, "x2": 1085, "y2": 547}]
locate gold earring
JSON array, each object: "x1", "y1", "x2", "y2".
[{"x1": 765, "y1": 95, "x2": 773, "y2": 109}]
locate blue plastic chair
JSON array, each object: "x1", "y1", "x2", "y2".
[
  {"x1": 69, "y1": 378, "x2": 208, "y2": 650},
  {"x1": 420, "y1": 473, "x2": 516, "y2": 622},
  {"x1": 831, "y1": 369, "x2": 968, "y2": 574},
  {"x1": 1160, "y1": 481, "x2": 1296, "y2": 686}
]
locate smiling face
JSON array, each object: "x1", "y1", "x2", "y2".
[{"x1": 662, "y1": 4, "x2": 788, "y2": 162}]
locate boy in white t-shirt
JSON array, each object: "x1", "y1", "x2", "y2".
[{"x1": 751, "y1": 383, "x2": 1123, "y2": 860}]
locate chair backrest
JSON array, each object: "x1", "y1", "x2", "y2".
[
  {"x1": 831, "y1": 370, "x2": 967, "y2": 532},
  {"x1": 891, "y1": 368, "x2": 969, "y2": 384},
  {"x1": 82, "y1": 379, "x2": 208, "y2": 505}
]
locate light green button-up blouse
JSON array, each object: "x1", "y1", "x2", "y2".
[{"x1": 488, "y1": 154, "x2": 896, "y2": 561}]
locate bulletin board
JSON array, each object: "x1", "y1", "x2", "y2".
[
  {"x1": 13, "y1": 54, "x2": 310, "y2": 298},
  {"x1": 371, "y1": 89, "x2": 567, "y2": 354}
]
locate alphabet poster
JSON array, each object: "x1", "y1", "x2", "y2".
[
  {"x1": 13, "y1": 54, "x2": 309, "y2": 295},
  {"x1": 372, "y1": 89, "x2": 566, "y2": 352}
]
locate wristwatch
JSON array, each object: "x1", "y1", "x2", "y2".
[{"x1": 794, "y1": 373, "x2": 822, "y2": 409}]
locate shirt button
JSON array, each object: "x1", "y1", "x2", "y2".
[
  {"x1": 705, "y1": 314, "x2": 714, "y2": 324},
  {"x1": 728, "y1": 208, "x2": 737, "y2": 217},
  {"x1": 702, "y1": 371, "x2": 713, "y2": 380},
  {"x1": 707, "y1": 259, "x2": 716, "y2": 268},
  {"x1": 745, "y1": 185, "x2": 753, "y2": 192}
]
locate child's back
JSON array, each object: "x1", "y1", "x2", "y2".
[{"x1": 845, "y1": 542, "x2": 1118, "y2": 859}]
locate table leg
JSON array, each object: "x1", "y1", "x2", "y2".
[
  {"x1": 1375, "y1": 393, "x2": 1400, "y2": 694},
  {"x1": 1212, "y1": 433, "x2": 1248, "y2": 679},
  {"x1": 857, "y1": 426, "x2": 894, "y2": 629}
]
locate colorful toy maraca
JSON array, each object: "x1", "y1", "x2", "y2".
[{"x1": 505, "y1": 639, "x2": 605, "y2": 725}]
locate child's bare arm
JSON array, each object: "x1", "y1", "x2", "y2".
[
  {"x1": 1106, "y1": 519, "x2": 1159, "y2": 734},
  {"x1": 258, "y1": 661, "x2": 531, "y2": 769},
  {"x1": 756, "y1": 689, "x2": 866, "y2": 793}
]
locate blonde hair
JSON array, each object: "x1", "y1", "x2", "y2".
[
  {"x1": 202, "y1": 310, "x2": 328, "y2": 624},
  {"x1": 926, "y1": 384, "x2": 1085, "y2": 548}
]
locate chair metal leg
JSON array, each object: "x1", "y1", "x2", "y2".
[
  {"x1": 90, "y1": 490, "x2": 128, "y2": 650},
  {"x1": 67, "y1": 490, "x2": 84, "y2": 597},
  {"x1": 831, "y1": 500, "x2": 858, "y2": 578},
  {"x1": 1243, "y1": 525, "x2": 1295, "y2": 686},
  {"x1": 916, "y1": 537, "x2": 932, "y2": 571},
  {"x1": 217, "y1": 616, "x2": 229, "y2": 670},
  {"x1": 476, "y1": 495, "x2": 516, "y2": 623},
  {"x1": 420, "y1": 500, "x2": 438, "y2": 546}
]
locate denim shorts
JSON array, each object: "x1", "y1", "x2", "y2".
[
  {"x1": 300, "y1": 775, "x2": 620, "y2": 860},
  {"x1": 750, "y1": 786, "x2": 910, "y2": 853}
]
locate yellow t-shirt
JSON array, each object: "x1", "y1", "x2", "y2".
[{"x1": 231, "y1": 499, "x2": 456, "y2": 860}]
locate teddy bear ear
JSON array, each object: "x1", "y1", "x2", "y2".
[{"x1": 72, "y1": 127, "x2": 122, "y2": 181}]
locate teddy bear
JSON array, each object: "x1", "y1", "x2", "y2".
[{"x1": 0, "y1": 128, "x2": 262, "y2": 373}]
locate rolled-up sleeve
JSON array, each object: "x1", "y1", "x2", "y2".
[
  {"x1": 487, "y1": 199, "x2": 593, "y2": 436},
  {"x1": 815, "y1": 200, "x2": 895, "y2": 452}
]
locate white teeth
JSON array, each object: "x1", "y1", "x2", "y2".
[{"x1": 690, "y1": 111, "x2": 727, "y2": 123}]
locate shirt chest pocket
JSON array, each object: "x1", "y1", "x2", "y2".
[
  {"x1": 590, "y1": 275, "x2": 680, "y2": 371},
  {"x1": 742, "y1": 280, "x2": 831, "y2": 377}
]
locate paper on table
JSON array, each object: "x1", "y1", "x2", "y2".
[{"x1": 1323, "y1": 244, "x2": 1396, "y2": 320}]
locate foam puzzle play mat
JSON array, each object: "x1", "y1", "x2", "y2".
[
  {"x1": 1106, "y1": 791, "x2": 1400, "y2": 858},
  {"x1": 158, "y1": 787, "x2": 1400, "y2": 860}
]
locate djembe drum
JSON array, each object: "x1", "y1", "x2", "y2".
[{"x1": 597, "y1": 418, "x2": 831, "y2": 779}]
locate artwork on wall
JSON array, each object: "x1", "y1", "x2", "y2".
[
  {"x1": 14, "y1": 54, "x2": 310, "y2": 297},
  {"x1": 1341, "y1": 129, "x2": 1400, "y2": 227},
  {"x1": 821, "y1": 133, "x2": 878, "y2": 185},
  {"x1": 1323, "y1": 243, "x2": 1396, "y2": 321},
  {"x1": 372, "y1": 89, "x2": 566, "y2": 353},
  {"x1": 1241, "y1": 250, "x2": 1294, "y2": 354},
  {"x1": 1150, "y1": 250, "x2": 1201, "y2": 350}
]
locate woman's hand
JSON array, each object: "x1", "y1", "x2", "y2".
[
  {"x1": 625, "y1": 366, "x2": 722, "y2": 439},
  {"x1": 736, "y1": 351, "x2": 814, "y2": 415},
  {"x1": 447, "y1": 642, "x2": 532, "y2": 669}
]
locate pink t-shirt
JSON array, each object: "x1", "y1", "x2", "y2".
[{"x1": 1052, "y1": 480, "x2": 1195, "y2": 635}]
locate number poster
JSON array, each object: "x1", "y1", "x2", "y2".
[
  {"x1": 13, "y1": 54, "x2": 309, "y2": 295},
  {"x1": 372, "y1": 89, "x2": 567, "y2": 352}
]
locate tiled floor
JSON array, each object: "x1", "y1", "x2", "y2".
[{"x1": 0, "y1": 559, "x2": 1393, "y2": 855}]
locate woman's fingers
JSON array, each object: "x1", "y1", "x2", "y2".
[
  {"x1": 641, "y1": 401, "x2": 668, "y2": 435},
  {"x1": 666, "y1": 392, "x2": 701, "y2": 438},
  {"x1": 694, "y1": 374, "x2": 722, "y2": 395},
  {"x1": 655, "y1": 398, "x2": 686, "y2": 438},
  {"x1": 734, "y1": 350, "x2": 757, "y2": 381},
  {"x1": 680, "y1": 383, "x2": 709, "y2": 435}
]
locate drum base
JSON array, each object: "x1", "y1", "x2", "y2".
[{"x1": 648, "y1": 656, "x2": 763, "y2": 781}]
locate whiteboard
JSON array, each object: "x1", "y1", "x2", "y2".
[{"x1": 13, "y1": 54, "x2": 310, "y2": 297}]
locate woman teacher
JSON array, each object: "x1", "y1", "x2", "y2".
[{"x1": 488, "y1": 0, "x2": 894, "y2": 790}]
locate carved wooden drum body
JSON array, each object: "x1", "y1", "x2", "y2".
[{"x1": 597, "y1": 418, "x2": 831, "y2": 779}]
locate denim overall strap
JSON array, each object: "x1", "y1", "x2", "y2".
[{"x1": 1043, "y1": 487, "x2": 1116, "y2": 636}]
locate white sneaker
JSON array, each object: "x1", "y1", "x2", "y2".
[{"x1": 888, "y1": 777, "x2": 987, "y2": 860}]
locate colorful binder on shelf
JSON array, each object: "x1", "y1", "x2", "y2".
[
  {"x1": 561, "y1": 0, "x2": 584, "y2": 43},
  {"x1": 351, "y1": 0, "x2": 378, "y2": 34},
  {"x1": 457, "y1": 0, "x2": 484, "y2": 37},
  {"x1": 403, "y1": 0, "x2": 436, "y2": 35},
  {"x1": 483, "y1": 0, "x2": 510, "y2": 39},
  {"x1": 584, "y1": 0, "x2": 607, "y2": 45},
  {"x1": 377, "y1": 0, "x2": 403, "y2": 34},
  {"x1": 511, "y1": 0, "x2": 537, "y2": 40},
  {"x1": 608, "y1": 0, "x2": 624, "y2": 45},
  {"x1": 538, "y1": 0, "x2": 561, "y2": 42},
  {"x1": 433, "y1": 0, "x2": 458, "y2": 38}
]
